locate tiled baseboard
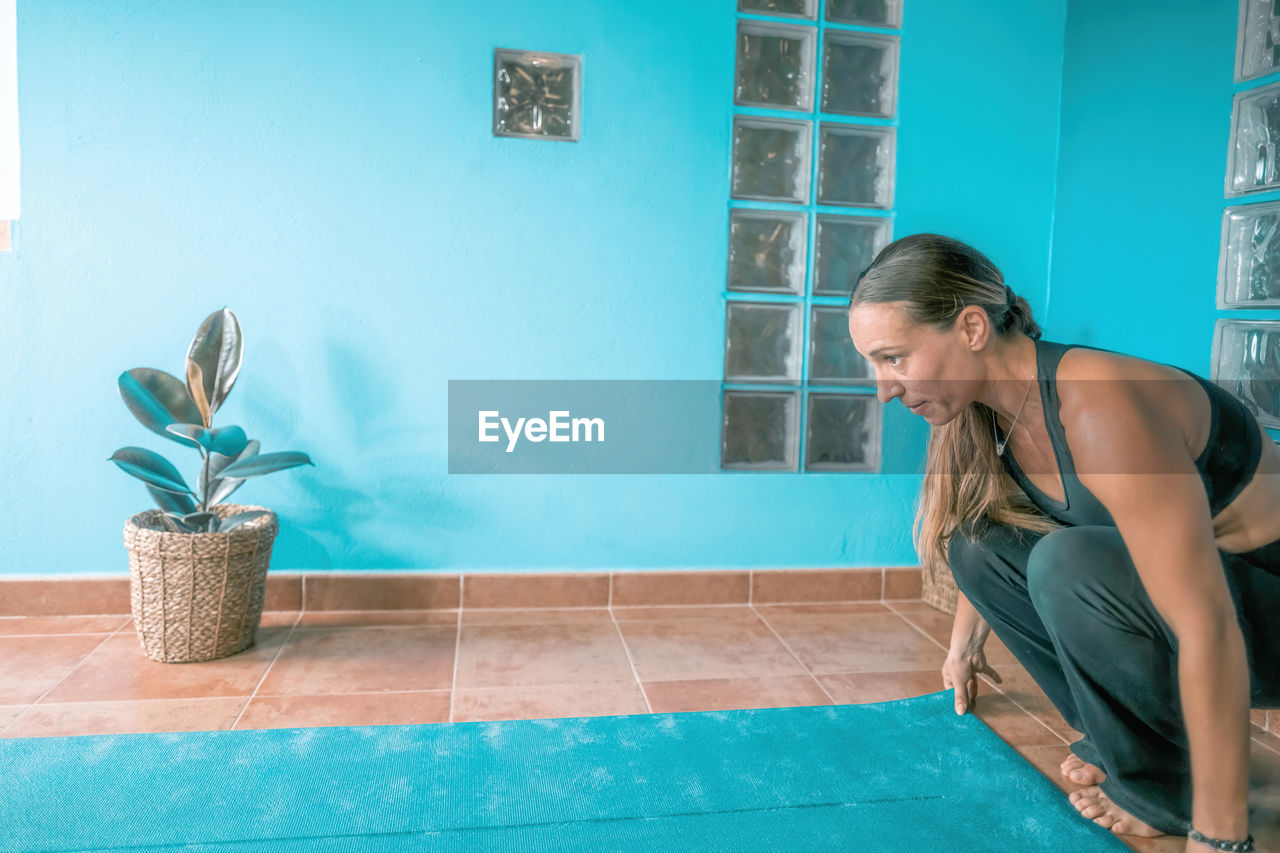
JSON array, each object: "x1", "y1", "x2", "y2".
[{"x1": 0, "y1": 567, "x2": 924, "y2": 617}]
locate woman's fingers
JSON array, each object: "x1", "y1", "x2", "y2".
[{"x1": 982, "y1": 663, "x2": 1003, "y2": 684}]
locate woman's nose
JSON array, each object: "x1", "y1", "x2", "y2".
[{"x1": 876, "y1": 380, "x2": 903, "y2": 405}]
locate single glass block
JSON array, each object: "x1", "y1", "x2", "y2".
[
  {"x1": 727, "y1": 210, "x2": 808, "y2": 294},
  {"x1": 493, "y1": 50, "x2": 582, "y2": 141},
  {"x1": 1220, "y1": 202, "x2": 1280, "y2": 307},
  {"x1": 817, "y1": 124, "x2": 895, "y2": 208},
  {"x1": 809, "y1": 306, "x2": 873, "y2": 385},
  {"x1": 804, "y1": 393, "x2": 879, "y2": 471},
  {"x1": 825, "y1": 0, "x2": 902, "y2": 27},
  {"x1": 725, "y1": 301, "x2": 803, "y2": 382},
  {"x1": 1227, "y1": 82, "x2": 1280, "y2": 196},
  {"x1": 813, "y1": 214, "x2": 891, "y2": 296},
  {"x1": 731, "y1": 117, "x2": 813, "y2": 203},
  {"x1": 1237, "y1": 0, "x2": 1280, "y2": 82},
  {"x1": 821, "y1": 31, "x2": 899, "y2": 118},
  {"x1": 738, "y1": 0, "x2": 817, "y2": 20},
  {"x1": 1213, "y1": 319, "x2": 1280, "y2": 428},
  {"x1": 722, "y1": 390, "x2": 799, "y2": 470},
  {"x1": 735, "y1": 21, "x2": 816, "y2": 111}
]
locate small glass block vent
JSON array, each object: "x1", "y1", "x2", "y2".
[
  {"x1": 804, "y1": 393, "x2": 880, "y2": 471},
  {"x1": 738, "y1": 0, "x2": 817, "y2": 20},
  {"x1": 731, "y1": 117, "x2": 813, "y2": 203},
  {"x1": 724, "y1": 301, "x2": 803, "y2": 382},
  {"x1": 809, "y1": 306, "x2": 873, "y2": 385},
  {"x1": 825, "y1": 0, "x2": 902, "y2": 28},
  {"x1": 493, "y1": 49, "x2": 581, "y2": 141},
  {"x1": 813, "y1": 214, "x2": 891, "y2": 297},
  {"x1": 1237, "y1": 0, "x2": 1280, "y2": 83},
  {"x1": 1226, "y1": 81, "x2": 1280, "y2": 196},
  {"x1": 821, "y1": 31, "x2": 899, "y2": 118},
  {"x1": 817, "y1": 124, "x2": 895, "y2": 209},
  {"x1": 727, "y1": 209, "x2": 808, "y2": 294},
  {"x1": 722, "y1": 390, "x2": 799, "y2": 470},
  {"x1": 735, "y1": 21, "x2": 817, "y2": 111},
  {"x1": 1212, "y1": 319, "x2": 1280, "y2": 429},
  {"x1": 1219, "y1": 201, "x2": 1280, "y2": 307}
]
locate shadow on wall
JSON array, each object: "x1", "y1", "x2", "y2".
[{"x1": 237, "y1": 335, "x2": 471, "y2": 571}]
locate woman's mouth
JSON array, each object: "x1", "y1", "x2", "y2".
[{"x1": 908, "y1": 401, "x2": 927, "y2": 413}]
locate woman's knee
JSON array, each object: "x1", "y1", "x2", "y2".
[{"x1": 1026, "y1": 527, "x2": 1131, "y2": 617}]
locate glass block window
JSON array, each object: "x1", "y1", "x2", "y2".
[
  {"x1": 813, "y1": 214, "x2": 892, "y2": 296},
  {"x1": 724, "y1": 302, "x2": 803, "y2": 382},
  {"x1": 1219, "y1": 201, "x2": 1280, "y2": 307},
  {"x1": 821, "y1": 30, "x2": 900, "y2": 118},
  {"x1": 1236, "y1": 0, "x2": 1280, "y2": 83},
  {"x1": 735, "y1": 21, "x2": 817, "y2": 111},
  {"x1": 728, "y1": 210, "x2": 808, "y2": 294},
  {"x1": 723, "y1": 2, "x2": 901, "y2": 472},
  {"x1": 809, "y1": 306, "x2": 873, "y2": 384},
  {"x1": 1211, "y1": 319, "x2": 1280, "y2": 429},
  {"x1": 1227, "y1": 81, "x2": 1280, "y2": 196},
  {"x1": 805, "y1": 393, "x2": 880, "y2": 471},
  {"x1": 492, "y1": 50, "x2": 581, "y2": 142},
  {"x1": 722, "y1": 390, "x2": 800, "y2": 470},
  {"x1": 731, "y1": 117, "x2": 813, "y2": 203},
  {"x1": 817, "y1": 123, "x2": 896, "y2": 208},
  {"x1": 826, "y1": 0, "x2": 902, "y2": 28},
  {"x1": 739, "y1": 0, "x2": 818, "y2": 20}
]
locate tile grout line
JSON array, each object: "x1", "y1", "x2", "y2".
[
  {"x1": 609, "y1": 571, "x2": 659, "y2": 710},
  {"x1": 748, "y1": 603, "x2": 839, "y2": 706},
  {"x1": 228, "y1": 609, "x2": 306, "y2": 731},
  {"x1": 609, "y1": 574, "x2": 655, "y2": 715},
  {"x1": 449, "y1": 576, "x2": 463, "y2": 724},
  {"x1": 0, "y1": 616, "x2": 134, "y2": 736},
  {"x1": 881, "y1": 601, "x2": 1069, "y2": 747}
]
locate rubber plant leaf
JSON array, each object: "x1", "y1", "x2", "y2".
[
  {"x1": 108, "y1": 448, "x2": 194, "y2": 496},
  {"x1": 181, "y1": 511, "x2": 220, "y2": 533},
  {"x1": 206, "y1": 440, "x2": 260, "y2": 506},
  {"x1": 165, "y1": 424, "x2": 249, "y2": 457},
  {"x1": 117, "y1": 369, "x2": 203, "y2": 448},
  {"x1": 146, "y1": 484, "x2": 198, "y2": 516},
  {"x1": 208, "y1": 439, "x2": 259, "y2": 480},
  {"x1": 218, "y1": 451, "x2": 314, "y2": 479},
  {"x1": 161, "y1": 512, "x2": 197, "y2": 533},
  {"x1": 186, "y1": 360, "x2": 212, "y2": 428},
  {"x1": 186, "y1": 308, "x2": 242, "y2": 417}
]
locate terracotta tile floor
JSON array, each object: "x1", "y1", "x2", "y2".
[{"x1": 2, "y1": 601, "x2": 1278, "y2": 852}]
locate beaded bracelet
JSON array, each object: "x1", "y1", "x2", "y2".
[{"x1": 1187, "y1": 828, "x2": 1255, "y2": 852}]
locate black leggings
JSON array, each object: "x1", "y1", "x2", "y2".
[{"x1": 947, "y1": 520, "x2": 1280, "y2": 835}]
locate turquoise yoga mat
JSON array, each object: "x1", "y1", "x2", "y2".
[{"x1": 1, "y1": 690, "x2": 1128, "y2": 852}]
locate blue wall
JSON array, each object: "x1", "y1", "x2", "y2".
[
  {"x1": 0, "y1": 0, "x2": 1069, "y2": 576},
  {"x1": 1050, "y1": 0, "x2": 1280, "y2": 394}
]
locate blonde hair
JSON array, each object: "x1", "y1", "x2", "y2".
[{"x1": 849, "y1": 234, "x2": 1065, "y2": 613}]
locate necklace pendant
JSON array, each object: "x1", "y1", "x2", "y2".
[{"x1": 996, "y1": 443, "x2": 1005, "y2": 457}]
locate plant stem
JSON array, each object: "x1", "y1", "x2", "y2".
[{"x1": 200, "y1": 448, "x2": 210, "y2": 513}]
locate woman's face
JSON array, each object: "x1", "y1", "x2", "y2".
[{"x1": 848, "y1": 301, "x2": 969, "y2": 423}]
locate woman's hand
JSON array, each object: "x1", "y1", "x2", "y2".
[{"x1": 942, "y1": 648, "x2": 1002, "y2": 715}]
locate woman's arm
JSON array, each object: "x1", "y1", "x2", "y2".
[
  {"x1": 1070, "y1": 379, "x2": 1252, "y2": 844},
  {"x1": 948, "y1": 589, "x2": 992, "y2": 656}
]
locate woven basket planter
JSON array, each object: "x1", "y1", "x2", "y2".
[{"x1": 122, "y1": 503, "x2": 279, "y2": 663}]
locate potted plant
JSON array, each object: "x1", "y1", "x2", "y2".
[{"x1": 109, "y1": 308, "x2": 313, "y2": 663}]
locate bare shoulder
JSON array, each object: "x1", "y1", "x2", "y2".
[{"x1": 1055, "y1": 346, "x2": 1205, "y2": 458}]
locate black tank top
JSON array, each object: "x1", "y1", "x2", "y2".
[{"x1": 995, "y1": 338, "x2": 1264, "y2": 527}]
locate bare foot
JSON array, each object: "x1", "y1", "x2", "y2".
[
  {"x1": 1068, "y1": 785, "x2": 1165, "y2": 837},
  {"x1": 1060, "y1": 752, "x2": 1106, "y2": 786}
]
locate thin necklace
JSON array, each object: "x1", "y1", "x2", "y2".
[{"x1": 992, "y1": 373, "x2": 1036, "y2": 457}]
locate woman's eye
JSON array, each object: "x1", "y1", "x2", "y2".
[{"x1": 885, "y1": 355, "x2": 901, "y2": 366}]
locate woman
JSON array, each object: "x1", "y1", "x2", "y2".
[{"x1": 846, "y1": 233, "x2": 1280, "y2": 853}]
